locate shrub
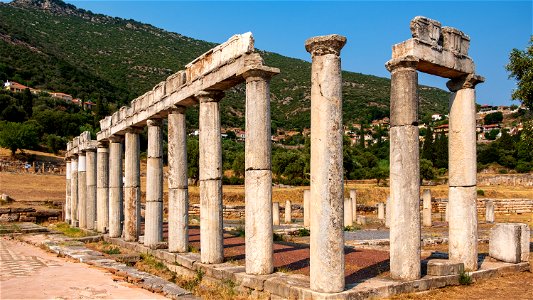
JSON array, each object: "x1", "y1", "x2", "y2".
[
  {"x1": 459, "y1": 271, "x2": 472, "y2": 285},
  {"x1": 477, "y1": 189, "x2": 485, "y2": 196}
]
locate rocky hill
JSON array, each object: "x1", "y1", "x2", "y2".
[{"x1": 0, "y1": 0, "x2": 449, "y2": 129}]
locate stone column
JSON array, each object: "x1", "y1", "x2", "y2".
[
  {"x1": 350, "y1": 189, "x2": 357, "y2": 222},
  {"x1": 485, "y1": 200, "x2": 495, "y2": 223},
  {"x1": 303, "y1": 189, "x2": 310, "y2": 227},
  {"x1": 124, "y1": 128, "x2": 142, "y2": 242},
  {"x1": 272, "y1": 202, "x2": 280, "y2": 226},
  {"x1": 305, "y1": 34, "x2": 347, "y2": 293},
  {"x1": 108, "y1": 136, "x2": 123, "y2": 238},
  {"x1": 445, "y1": 200, "x2": 450, "y2": 222},
  {"x1": 145, "y1": 119, "x2": 164, "y2": 247},
  {"x1": 385, "y1": 196, "x2": 391, "y2": 228},
  {"x1": 198, "y1": 90, "x2": 225, "y2": 264},
  {"x1": 386, "y1": 57, "x2": 421, "y2": 280},
  {"x1": 241, "y1": 66, "x2": 279, "y2": 275},
  {"x1": 377, "y1": 202, "x2": 385, "y2": 220},
  {"x1": 168, "y1": 106, "x2": 189, "y2": 253},
  {"x1": 285, "y1": 200, "x2": 292, "y2": 224},
  {"x1": 447, "y1": 74, "x2": 484, "y2": 271},
  {"x1": 344, "y1": 198, "x2": 353, "y2": 227},
  {"x1": 70, "y1": 156, "x2": 78, "y2": 227},
  {"x1": 96, "y1": 142, "x2": 109, "y2": 233},
  {"x1": 78, "y1": 152, "x2": 87, "y2": 229},
  {"x1": 422, "y1": 189, "x2": 432, "y2": 227},
  {"x1": 85, "y1": 148, "x2": 97, "y2": 230},
  {"x1": 65, "y1": 160, "x2": 71, "y2": 224}
]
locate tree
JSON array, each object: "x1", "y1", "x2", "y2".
[
  {"x1": 421, "y1": 127, "x2": 434, "y2": 162},
  {"x1": 506, "y1": 36, "x2": 533, "y2": 110},
  {"x1": 0, "y1": 121, "x2": 40, "y2": 156},
  {"x1": 187, "y1": 137, "x2": 199, "y2": 182},
  {"x1": 420, "y1": 159, "x2": 436, "y2": 181},
  {"x1": 484, "y1": 112, "x2": 503, "y2": 125},
  {"x1": 22, "y1": 88, "x2": 33, "y2": 118}
]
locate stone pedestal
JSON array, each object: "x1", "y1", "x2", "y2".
[
  {"x1": 485, "y1": 200, "x2": 495, "y2": 223},
  {"x1": 198, "y1": 91, "x2": 225, "y2": 264},
  {"x1": 241, "y1": 66, "x2": 278, "y2": 275},
  {"x1": 272, "y1": 202, "x2": 280, "y2": 226},
  {"x1": 108, "y1": 136, "x2": 123, "y2": 238},
  {"x1": 78, "y1": 152, "x2": 87, "y2": 229},
  {"x1": 350, "y1": 189, "x2": 357, "y2": 222},
  {"x1": 305, "y1": 34, "x2": 347, "y2": 293},
  {"x1": 377, "y1": 202, "x2": 385, "y2": 220},
  {"x1": 85, "y1": 149, "x2": 97, "y2": 230},
  {"x1": 422, "y1": 189, "x2": 432, "y2": 227},
  {"x1": 70, "y1": 156, "x2": 78, "y2": 227},
  {"x1": 387, "y1": 58, "x2": 421, "y2": 280},
  {"x1": 303, "y1": 189, "x2": 310, "y2": 227},
  {"x1": 125, "y1": 129, "x2": 141, "y2": 242},
  {"x1": 145, "y1": 119, "x2": 164, "y2": 247},
  {"x1": 65, "y1": 161, "x2": 71, "y2": 224},
  {"x1": 96, "y1": 142, "x2": 109, "y2": 233},
  {"x1": 344, "y1": 198, "x2": 353, "y2": 227},
  {"x1": 447, "y1": 74, "x2": 483, "y2": 271},
  {"x1": 168, "y1": 106, "x2": 189, "y2": 253},
  {"x1": 285, "y1": 200, "x2": 292, "y2": 224}
]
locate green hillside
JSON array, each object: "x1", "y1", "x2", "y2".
[{"x1": 0, "y1": 0, "x2": 449, "y2": 130}]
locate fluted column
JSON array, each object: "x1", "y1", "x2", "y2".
[
  {"x1": 145, "y1": 119, "x2": 164, "y2": 247},
  {"x1": 241, "y1": 66, "x2": 279, "y2": 274},
  {"x1": 65, "y1": 160, "x2": 71, "y2": 224},
  {"x1": 305, "y1": 34, "x2": 347, "y2": 293},
  {"x1": 96, "y1": 142, "x2": 109, "y2": 233},
  {"x1": 447, "y1": 74, "x2": 484, "y2": 271},
  {"x1": 78, "y1": 151, "x2": 87, "y2": 228},
  {"x1": 70, "y1": 156, "x2": 78, "y2": 227},
  {"x1": 168, "y1": 106, "x2": 189, "y2": 253},
  {"x1": 108, "y1": 136, "x2": 124, "y2": 238},
  {"x1": 124, "y1": 128, "x2": 142, "y2": 242},
  {"x1": 198, "y1": 90, "x2": 225, "y2": 264},
  {"x1": 86, "y1": 148, "x2": 97, "y2": 230}
]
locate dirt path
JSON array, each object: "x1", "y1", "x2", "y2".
[{"x1": 0, "y1": 236, "x2": 168, "y2": 299}]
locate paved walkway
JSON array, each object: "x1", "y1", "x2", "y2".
[{"x1": 0, "y1": 237, "x2": 168, "y2": 300}]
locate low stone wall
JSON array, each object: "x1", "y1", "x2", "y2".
[
  {"x1": 0, "y1": 207, "x2": 62, "y2": 223},
  {"x1": 434, "y1": 198, "x2": 533, "y2": 214},
  {"x1": 478, "y1": 174, "x2": 533, "y2": 187}
]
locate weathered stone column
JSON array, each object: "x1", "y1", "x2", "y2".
[
  {"x1": 272, "y1": 202, "x2": 280, "y2": 226},
  {"x1": 485, "y1": 200, "x2": 495, "y2": 223},
  {"x1": 145, "y1": 119, "x2": 164, "y2": 247},
  {"x1": 108, "y1": 136, "x2": 123, "y2": 238},
  {"x1": 85, "y1": 148, "x2": 97, "y2": 230},
  {"x1": 168, "y1": 106, "x2": 189, "y2": 253},
  {"x1": 65, "y1": 160, "x2": 71, "y2": 224},
  {"x1": 422, "y1": 189, "x2": 432, "y2": 227},
  {"x1": 78, "y1": 151, "x2": 87, "y2": 229},
  {"x1": 445, "y1": 200, "x2": 450, "y2": 222},
  {"x1": 350, "y1": 189, "x2": 357, "y2": 222},
  {"x1": 386, "y1": 57, "x2": 421, "y2": 280},
  {"x1": 377, "y1": 202, "x2": 385, "y2": 220},
  {"x1": 70, "y1": 156, "x2": 78, "y2": 227},
  {"x1": 241, "y1": 66, "x2": 279, "y2": 275},
  {"x1": 124, "y1": 128, "x2": 142, "y2": 242},
  {"x1": 303, "y1": 189, "x2": 310, "y2": 227},
  {"x1": 447, "y1": 74, "x2": 484, "y2": 271},
  {"x1": 344, "y1": 198, "x2": 353, "y2": 226},
  {"x1": 385, "y1": 196, "x2": 391, "y2": 228},
  {"x1": 96, "y1": 142, "x2": 109, "y2": 233},
  {"x1": 198, "y1": 90, "x2": 225, "y2": 264},
  {"x1": 305, "y1": 34, "x2": 347, "y2": 293},
  {"x1": 285, "y1": 200, "x2": 292, "y2": 224}
]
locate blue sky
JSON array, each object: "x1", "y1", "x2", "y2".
[{"x1": 9, "y1": 0, "x2": 533, "y2": 106}]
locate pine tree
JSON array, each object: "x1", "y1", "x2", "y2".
[{"x1": 421, "y1": 127, "x2": 434, "y2": 162}]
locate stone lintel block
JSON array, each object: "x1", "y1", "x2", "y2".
[
  {"x1": 99, "y1": 116, "x2": 112, "y2": 131},
  {"x1": 489, "y1": 223, "x2": 522, "y2": 263},
  {"x1": 111, "y1": 111, "x2": 120, "y2": 126},
  {"x1": 410, "y1": 16, "x2": 442, "y2": 47},
  {"x1": 442, "y1": 26, "x2": 470, "y2": 56},
  {"x1": 166, "y1": 71, "x2": 186, "y2": 95},
  {"x1": 153, "y1": 81, "x2": 166, "y2": 102},
  {"x1": 392, "y1": 39, "x2": 474, "y2": 78},
  {"x1": 119, "y1": 106, "x2": 128, "y2": 120},
  {"x1": 519, "y1": 224, "x2": 530, "y2": 262},
  {"x1": 427, "y1": 259, "x2": 464, "y2": 276}
]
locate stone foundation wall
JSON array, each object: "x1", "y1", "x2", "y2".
[
  {"x1": 478, "y1": 174, "x2": 533, "y2": 187},
  {"x1": 0, "y1": 207, "x2": 62, "y2": 223},
  {"x1": 434, "y1": 198, "x2": 533, "y2": 214}
]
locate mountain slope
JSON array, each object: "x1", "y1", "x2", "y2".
[{"x1": 0, "y1": 0, "x2": 449, "y2": 129}]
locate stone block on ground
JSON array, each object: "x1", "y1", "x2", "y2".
[
  {"x1": 427, "y1": 259, "x2": 464, "y2": 276},
  {"x1": 489, "y1": 223, "x2": 522, "y2": 263}
]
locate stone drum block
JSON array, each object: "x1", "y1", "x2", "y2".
[
  {"x1": 489, "y1": 223, "x2": 522, "y2": 263},
  {"x1": 427, "y1": 259, "x2": 464, "y2": 276}
]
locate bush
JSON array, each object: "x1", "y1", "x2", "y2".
[
  {"x1": 477, "y1": 189, "x2": 485, "y2": 196},
  {"x1": 459, "y1": 271, "x2": 472, "y2": 285}
]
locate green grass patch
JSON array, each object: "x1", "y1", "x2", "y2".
[
  {"x1": 459, "y1": 271, "x2": 472, "y2": 285},
  {"x1": 140, "y1": 253, "x2": 167, "y2": 270},
  {"x1": 50, "y1": 222, "x2": 87, "y2": 238},
  {"x1": 295, "y1": 228, "x2": 310, "y2": 236},
  {"x1": 102, "y1": 246, "x2": 121, "y2": 255},
  {"x1": 344, "y1": 225, "x2": 362, "y2": 232}
]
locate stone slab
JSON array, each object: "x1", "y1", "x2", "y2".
[
  {"x1": 489, "y1": 223, "x2": 522, "y2": 263},
  {"x1": 427, "y1": 259, "x2": 464, "y2": 276}
]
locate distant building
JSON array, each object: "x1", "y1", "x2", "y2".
[
  {"x1": 50, "y1": 92, "x2": 73, "y2": 102},
  {"x1": 4, "y1": 80, "x2": 28, "y2": 93},
  {"x1": 83, "y1": 100, "x2": 95, "y2": 110},
  {"x1": 431, "y1": 114, "x2": 442, "y2": 121}
]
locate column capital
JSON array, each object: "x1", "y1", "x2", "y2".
[
  {"x1": 168, "y1": 105, "x2": 186, "y2": 114},
  {"x1": 195, "y1": 90, "x2": 225, "y2": 103},
  {"x1": 97, "y1": 140, "x2": 109, "y2": 148},
  {"x1": 238, "y1": 66, "x2": 280, "y2": 82},
  {"x1": 305, "y1": 34, "x2": 347, "y2": 57},
  {"x1": 386, "y1": 56, "x2": 419, "y2": 73},
  {"x1": 147, "y1": 118, "x2": 163, "y2": 127},
  {"x1": 108, "y1": 135, "x2": 124, "y2": 143},
  {"x1": 125, "y1": 126, "x2": 144, "y2": 134},
  {"x1": 84, "y1": 147, "x2": 97, "y2": 153},
  {"x1": 446, "y1": 74, "x2": 485, "y2": 92}
]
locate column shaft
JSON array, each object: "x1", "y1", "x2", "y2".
[
  {"x1": 377, "y1": 202, "x2": 385, "y2": 220},
  {"x1": 86, "y1": 150, "x2": 97, "y2": 230},
  {"x1": 303, "y1": 189, "x2": 310, "y2": 227},
  {"x1": 168, "y1": 107, "x2": 189, "y2": 253},
  {"x1": 78, "y1": 153, "x2": 87, "y2": 229},
  {"x1": 350, "y1": 189, "x2": 357, "y2": 222},
  {"x1": 125, "y1": 130, "x2": 141, "y2": 242},
  {"x1": 108, "y1": 138, "x2": 123, "y2": 238},
  {"x1": 485, "y1": 200, "x2": 495, "y2": 223},
  {"x1": 285, "y1": 200, "x2": 292, "y2": 224},
  {"x1": 65, "y1": 161, "x2": 71, "y2": 223},
  {"x1": 97, "y1": 144, "x2": 109, "y2": 233},
  {"x1": 145, "y1": 120, "x2": 164, "y2": 247},
  {"x1": 306, "y1": 34, "x2": 346, "y2": 293},
  {"x1": 70, "y1": 157, "x2": 78, "y2": 227},
  {"x1": 422, "y1": 189, "x2": 432, "y2": 227},
  {"x1": 344, "y1": 198, "x2": 353, "y2": 226},
  {"x1": 198, "y1": 91, "x2": 224, "y2": 264},
  {"x1": 272, "y1": 202, "x2": 280, "y2": 226}
]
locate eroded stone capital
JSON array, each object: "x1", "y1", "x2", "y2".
[
  {"x1": 108, "y1": 135, "x2": 124, "y2": 143},
  {"x1": 97, "y1": 141, "x2": 108, "y2": 148},
  {"x1": 446, "y1": 74, "x2": 485, "y2": 92},
  {"x1": 238, "y1": 65, "x2": 280, "y2": 82},
  {"x1": 168, "y1": 105, "x2": 186, "y2": 114},
  {"x1": 386, "y1": 56, "x2": 419, "y2": 73},
  {"x1": 125, "y1": 126, "x2": 144, "y2": 134},
  {"x1": 195, "y1": 90, "x2": 225, "y2": 103},
  {"x1": 147, "y1": 118, "x2": 163, "y2": 127},
  {"x1": 305, "y1": 34, "x2": 347, "y2": 57}
]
